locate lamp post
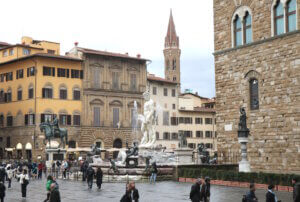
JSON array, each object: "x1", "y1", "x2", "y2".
[{"x1": 237, "y1": 107, "x2": 251, "y2": 172}]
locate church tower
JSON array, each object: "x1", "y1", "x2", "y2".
[{"x1": 164, "y1": 10, "x2": 181, "y2": 85}]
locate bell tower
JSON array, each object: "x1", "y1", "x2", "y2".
[{"x1": 164, "y1": 9, "x2": 181, "y2": 85}]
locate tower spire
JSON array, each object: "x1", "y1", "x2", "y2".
[{"x1": 165, "y1": 9, "x2": 179, "y2": 48}]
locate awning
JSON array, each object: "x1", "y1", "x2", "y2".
[
  {"x1": 16, "y1": 143, "x2": 22, "y2": 150},
  {"x1": 5, "y1": 148, "x2": 14, "y2": 152},
  {"x1": 25, "y1": 143, "x2": 32, "y2": 150}
]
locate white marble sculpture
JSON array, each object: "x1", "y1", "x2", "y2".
[{"x1": 139, "y1": 90, "x2": 156, "y2": 148}]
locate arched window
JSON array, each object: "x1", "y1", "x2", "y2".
[
  {"x1": 28, "y1": 84, "x2": 34, "y2": 99},
  {"x1": 249, "y1": 79, "x2": 259, "y2": 110},
  {"x1": 172, "y1": 59, "x2": 176, "y2": 70},
  {"x1": 274, "y1": 1, "x2": 285, "y2": 35},
  {"x1": 244, "y1": 12, "x2": 252, "y2": 44},
  {"x1": 166, "y1": 60, "x2": 170, "y2": 70},
  {"x1": 59, "y1": 86, "x2": 67, "y2": 100},
  {"x1": 287, "y1": 0, "x2": 297, "y2": 32},
  {"x1": 6, "y1": 88, "x2": 12, "y2": 102},
  {"x1": 17, "y1": 87, "x2": 22, "y2": 101},
  {"x1": 42, "y1": 84, "x2": 53, "y2": 99},
  {"x1": 234, "y1": 16, "x2": 242, "y2": 46}
]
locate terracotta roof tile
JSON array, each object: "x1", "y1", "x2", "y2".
[
  {"x1": 147, "y1": 75, "x2": 177, "y2": 84},
  {"x1": 179, "y1": 107, "x2": 216, "y2": 113}
]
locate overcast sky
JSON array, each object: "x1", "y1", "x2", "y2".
[{"x1": 1, "y1": 0, "x2": 215, "y2": 98}]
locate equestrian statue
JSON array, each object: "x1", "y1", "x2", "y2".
[{"x1": 39, "y1": 118, "x2": 68, "y2": 148}]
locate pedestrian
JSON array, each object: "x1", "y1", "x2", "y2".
[
  {"x1": 0, "y1": 181, "x2": 5, "y2": 202},
  {"x1": 44, "y1": 175, "x2": 53, "y2": 202},
  {"x1": 49, "y1": 183, "x2": 61, "y2": 202},
  {"x1": 130, "y1": 181, "x2": 139, "y2": 202},
  {"x1": 292, "y1": 178, "x2": 300, "y2": 202},
  {"x1": 0, "y1": 166, "x2": 6, "y2": 184},
  {"x1": 38, "y1": 162, "x2": 43, "y2": 179},
  {"x1": 62, "y1": 160, "x2": 68, "y2": 179},
  {"x1": 244, "y1": 183, "x2": 258, "y2": 202},
  {"x1": 266, "y1": 184, "x2": 281, "y2": 202},
  {"x1": 201, "y1": 177, "x2": 211, "y2": 202},
  {"x1": 6, "y1": 166, "x2": 12, "y2": 189},
  {"x1": 81, "y1": 161, "x2": 88, "y2": 181},
  {"x1": 18, "y1": 169, "x2": 29, "y2": 198},
  {"x1": 190, "y1": 178, "x2": 202, "y2": 202},
  {"x1": 96, "y1": 167, "x2": 103, "y2": 189},
  {"x1": 86, "y1": 166, "x2": 95, "y2": 189},
  {"x1": 149, "y1": 162, "x2": 158, "y2": 184},
  {"x1": 120, "y1": 183, "x2": 132, "y2": 202}
]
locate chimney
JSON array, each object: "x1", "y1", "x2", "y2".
[
  {"x1": 125, "y1": 52, "x2": 128, "y2": 55},
  {"x1": 137, "y1": 54, "x2": 141, "y2": 58},
  {"x1": 74, "y1": 42, "x2": 78, "y2": 47}
]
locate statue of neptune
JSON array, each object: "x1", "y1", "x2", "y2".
[{"x1": 139, "y1": 90, "x2": 156, "y2": 148}]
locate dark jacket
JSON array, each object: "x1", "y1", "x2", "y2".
[
  {"x1": 0, "y1": 168, "x2": 6, "y2": 181},
  {"x1": 86, "y1": 167, "x2": 95, "y2": 181},
  {"x1": 151, "y1": 164, "x2": 158, "y2": 174},
  {"x1": 266, "y1": 191, "x2": 276, "y2": 202},
  {"x1": 96, "y1": 169, "x2": 103, "y2": 185},
  {"x1": 50, "y1": 188, "x2": 61, "y2": 202},
  {"x1": 294, "y1": 182, "x2": 300, "y2": 202},
  {"x1": 0, "y1": 182, "x2": 5, "y2": 198},
  {"x1": 190, "y1": 183, "x2": 201, "y2": 202},
  {"x1": 120, "y1": 190, "x2": 132, "y2": 202},
  {"x1": 200, "y1": 183, "x2": 210, "y2": 201},
  {"x1": 246, "y1": 190, "x2": 258, "y2": 202},
  {"x1": 132, "y1": 188, "x2": 139, "y2": 202}
]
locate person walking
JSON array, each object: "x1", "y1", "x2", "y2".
[
  {"x1": 266, "y1": 184, "x2": 281, "y2": 202},
  {"x1": 6, "y1": 166, "x2": 12, "y2": 189},
  {"x1": 201, "y1": 177, "x2": 211, "y2": 202},
  {"x1": 0, "y1": 181, "x2": 5, "y2": 202},
  {"x1": 49, "y1": 183, "x2": 61, "y2": 202},
  {"x1": 149, "y1": 162, "x2": 158, "y2": 184},
  {"x1": 44, "y1": 175, "x2": 53, "y2": 202},
  {"x1": 120, "y1": 183, "x2": 132, "y2": 202},
  {"x1": 130, "y1": 181, "x2": 139, "y2": 202},
  {"x1": 81, "y1": 161, "x2": 88, "y2": 181},
  {"x1": 0, "y1": 166, "x2": 6, "y2": 184},
  {"x1": 86, "y1": 166, "x2": 95, "y2": 189},
  {"x1": 62, "y1": 160, "x2": 68, "y2": 179},
  {"x1": 190, "y1": 178, "x2": 202, "y2": 202},
  {"x1": 38, "y1": 162, "x2": 43, "y2": 179},
  {"x1": 245, "y1": 183, "x2": 258, "y2": 202},
  {"x1": 292, "y1": 178, "x2": 300, "y2": 202},
  {"x1": 96, "y1": 167, "x2": 103, "y2": 189},
  {"x1": 18, "y1": 169, "x2": 29, "y2": 198}
]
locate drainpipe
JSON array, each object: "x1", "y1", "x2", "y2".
[{"x1": 30, "y1": 58, "x2": 38, "y2": 159}]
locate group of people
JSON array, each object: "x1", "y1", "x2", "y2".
[
  {"x1": 44, "y1": 175, "x2": 61, "y2": 202},
  {"x1": 189, "y1": 177, "x2": 211, "y2": 202},
  {"x1": 244, "y1": 177, "x2": 300, "y2": 202},
  {"x1": 80, "y1": 161, "x2": 103, "y2": 190}
]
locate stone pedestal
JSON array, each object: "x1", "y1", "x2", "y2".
[
  {"x1": 174, "y1": 148, "x2": 193, "y2": 165},
  {"x1": 45, "y1": 148, "x2": 67, "y2": 168},
  {"x1": 238, "y1": 137, "x2": 250, "y2": 172}
]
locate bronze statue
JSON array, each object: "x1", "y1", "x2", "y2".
[
  {"x1": 239, "y1": 107, "x2": 248, "y2": 130},
  {"x1": 109, "y1": 158, "x2": 119, "y2": 174}
]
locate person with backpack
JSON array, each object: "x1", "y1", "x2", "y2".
[
  {"x1": 86, "y1": 166, "x2": 95, "y2": 189},
  {"x1": 96, "y1": 167, "x2": 103, "y2": 189},
  {"x1": 149, "y1": 162, "x2": 158, "y2": 184},
  {"x1": 17, "y1": 169, "x2": 29, "y2": 198},
  {"x1": 266, "y1": 184, "x2": 281, "y2": 202},
  {"x1": 190, "y1": 178, "x2": 202, "y2": 202},
  {"x1": 244, "y1": 183, "x2": 258, "y2": 202}
]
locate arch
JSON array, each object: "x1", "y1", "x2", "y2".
[
  {"x1": 28, "y1": 83, "x2": 34, "y2": 88},
  {"x1": 244, "y1": 70, "x2": 261, "y2": 80},
  {"x1": 43, "y1": 108, "x2": 54, "y2": 114},
  {"x1": 25, "y1": 143, "x2": 32, "y2": 150},
  {"x1": 72, "y1": 110, "x2": 81, "y2": 115},
  {"x1": 17, "y1": 110, "x2": 23, "y2": 116},
  {"x1": 113, "y1": 138, "x2": 122, "y2": 148},
  {"x1": 94, "y1": 139, "x2": 104, "y2": 149},
  {"x1": 58, "y1": 109, "x2": 68, "y2": 114},
  {"x1": 7, "y1": 87, "x2": 12, "y2": 92},
  {"x1": 72, "y1": 85, "x2": 80, "y2": 91},
  {"x1": 16, "y1": 143, "x2": 22, "y2": 150},
  {"x1": 43, "y1": 82, "x2": 53, "y2": 88},
  {"x1": 127, "y1": 101, "x2": 141, "y2": 108},
  {"x1": 6, "y1": 111, "x2": 12, "y2": 116},
  {"x1": 17, "y1": 85, "x2": 22, "y2": 90},
  {"x1": 90, "y1": 98, "x2": 104, "y2": 105},
  {"x1": 28, "y1": 108, "x2": 34, "y2": 114},
  {"x1": 109, "y1": 100, "x2": 123, "y2": 107}
]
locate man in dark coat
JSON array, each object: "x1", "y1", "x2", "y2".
[
  {"x1": 201, "y1": 177, "x2": 211, "y2": 202},
  {"x1": 0, "y1": 167, "x2": 6, "y2": 184},
  {"x1": 130, "y1": 181, "x2": 139, "y2": 202},
  {"x1": 190, "y1": 178, "x2": 202, "y2": 202},
  {"x1": 266, "y1": 184, "x2": 281, "y2": 202},
  {"x1": 120, "y1": 183, "x2": 132, "y2": 202},
  {"x1": 292, "y1": 178, "x2": 300, "y2": 202},
  {"x1": 81, "y1": 161, "x2": 89, "y2": 181},
  {"x1": 86, "y1": 166, "x2": 95, "y2": 189},
  {"x1": 96, "y1": 167, "x2": 103, "y2": 189},
  {"x1": 49, "y1": 183, "x2": 61, "y2": 202},
  {"x1": 245, "y1": 183, "x2": 258, "y2": 202},
  {"x1": 0, "y1": 181, "x2": 5, "y2": 202}
]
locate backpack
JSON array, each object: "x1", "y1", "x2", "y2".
[{"x1": 242, "y1": 195, "x2": 247, "y2": 202}]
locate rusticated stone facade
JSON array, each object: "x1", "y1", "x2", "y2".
[{"x1": 214, "y1": 0, "x2": 300, "y2": 173}]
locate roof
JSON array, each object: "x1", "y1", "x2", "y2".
[
  {"x1": 0, "y1": 42, "x2": 10, "y2": 47},
  {"x1": 147, "y1": 75, "x2": 177, "y2": 85},
  {"x1": 179, "y1": 107, "x2": 216, "y2": 113},
  {"x1": 0, "y1": 53, "x2": 82, "y2": 66},
  {"x1": 0, "y1": 44, "x2": 43, "y2": 51},
  {"x1": 165, "y1": 9, "x2": 179, "y2": 47},
  {"x1": 180, "y1": 92, "x2": 209, "y2": 100},
  {"x1": 77, "y1": 47, "x2": 149, "y2": 61}
]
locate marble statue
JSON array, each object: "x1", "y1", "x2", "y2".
[{"x1": 139, "y1": 90, "x2": 156, "y2": 148}]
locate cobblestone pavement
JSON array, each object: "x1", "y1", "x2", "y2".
[{"x1": 4, "y1": 178, "x2": 293, "y2": 202}]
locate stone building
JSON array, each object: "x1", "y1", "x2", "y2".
[
  {"x1": 213, "y1": 0, "x2": 300, "y2": 173},
  {"x1": 67, "y1": 45, "x2": 147, "y2": 154},
  {"x1": 0, "y1": 37, "x2": 83, "y2": 160}
]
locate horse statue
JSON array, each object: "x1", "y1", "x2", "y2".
[{"x1": 39, "y1": 118, "x2": 68, "y2": 149}]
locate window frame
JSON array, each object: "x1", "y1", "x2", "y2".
[
  {"x1": 274, "y1": 1, "x2": 285, "y2": 35},
  {"x1": 249, "y1": 78, "x2": 259, "y2": 110}
]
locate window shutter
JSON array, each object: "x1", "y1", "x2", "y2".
[
  {"x1": 52, "y1": 67, "x2": 55, "y2": 76},
  {"x1": 42, "y1": 88, "x2": 45, "y2": 98},
  {"x1": 25, "y1": 114, "x2": 28, "y2": 125},
  {"x1": 27, "y1": 68, "x2": 29, "y2": 77},
  {"x1": 67, "y1": 115, "x2": 71, "y2": 125},
  {"x1": 49, "y1": 89, "x2": 53, "y2": 98},
  {"x1": 67, "y1": 69, "x2": 69, "y2": 78},
  {"x1": 53, "y1": 114, "x2": 57, "y2": 120},
  {"x1": 16, "y1": 71, "x2": 19, "y2": 79},
  {"x1": 41, "y1": 114, "x2": 45, "y2": 123},
  {"x1": 80, "y1": 70, "x2": 84, "y2": 79},
  {"x1": 32, "y1": 114, "x2": 35, "y2": 124},
  {"x1": 4, "y1": 93, "x2": 7, "y2": 102},
  {"x1": 93, "y1": 107, "x2": 100, "y2": 126}
]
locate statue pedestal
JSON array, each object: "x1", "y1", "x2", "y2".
[
  {"x1": 45, "y1": 147, "x2": 67, "y2": 168},
  {"x1": 174, "y1": 148, "x2": 193, "y2": 165},
  {"x1": 238, "y1": 137, "x2": 251, "y2": 173}
]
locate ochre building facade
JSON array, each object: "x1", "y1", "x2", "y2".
[{"x1": 214, "y1": 0, "x2": 300, "y2": 173}]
